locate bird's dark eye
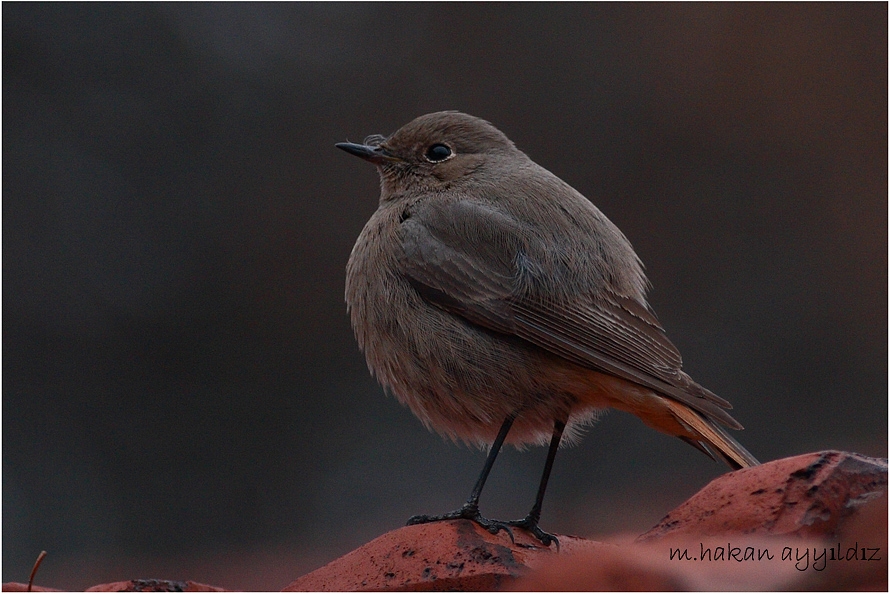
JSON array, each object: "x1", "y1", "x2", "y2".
[{"x1": 424, "y1": 143, "x2": 453, "y2": 162}]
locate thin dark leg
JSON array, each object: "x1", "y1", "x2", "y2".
[
  {"x1": 464, "y1": 413, "x2": 516, "y2": 508},
  {"x1": 407, "y1": 414, "x2": 517, "y2": 539},
  {"x1": 507, "y1": 419, "x2": 566, "y2": 549}
]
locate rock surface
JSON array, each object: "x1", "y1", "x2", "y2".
[
  {"x1": 1, "y1": 585, "x2": 61, "y2": 592},
  {"x1": 283, "y1": 520, "x2": 609, "y2": 591},
  {"x1": 2, "y1": 580, "x2": 223, "y2": 592},
  {"x1": 638, "y1": 450, "x2": 887, "y2": 541},
  {"x1": 284, "y1": 450, "x2": 887, "y2": 591},
  {"x1": 84, "y1": 580, "x2": 225, "y2": 592},
  {"x1": 5, "y1": 450, "x2": 886, "y2": 591}
]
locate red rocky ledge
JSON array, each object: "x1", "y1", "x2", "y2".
[{"x1": 6, "y1": 450, "x2": 886, "y2": 591}]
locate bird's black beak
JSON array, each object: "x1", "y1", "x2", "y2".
[{"x1": 335, "y1": 142, "x2": 402, "y2": 164}]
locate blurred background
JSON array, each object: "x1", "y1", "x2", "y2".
[{"x1": 3, "y1": 3, "x2": 886, "y2": 590}]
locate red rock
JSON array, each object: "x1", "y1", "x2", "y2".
[
  {"x1": 638, "y1": 450, "x2": 887, "y2": 541},
  {"x1": 5, "y1": 451, "x2": 885, "y2": 591},
  {"x1": 515, "y1": 451, "x2": 887, "y2": 591},
  {"x1": 2, "y1": 580, "x2": 225, "y2": 592},
  {"x1": 514, "y1": 525, "x2": 886, "y2": 592},
  {"x1": 2, "y1": 584, "x2": 61, "y2": 592},
  {"x1": 283, "y1": 519, "x2": 609, "y2": 591},
  {"x1": 84, "y1": 580, "x2": 224, "y2": 592},
  {"x1": 796, "y1": 492, "x2": 888, "y2": 591},
  {"x1": 507, "y1": 542, "x2": 692, "y2": 591}
]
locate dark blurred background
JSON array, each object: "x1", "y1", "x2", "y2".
[{"x1": 3, "y1": 3, "x2": 886, "y2": 590}]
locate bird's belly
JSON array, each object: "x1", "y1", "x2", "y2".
[{"x1": 361, "y1": 296, "x2": 608, "y2": 448}]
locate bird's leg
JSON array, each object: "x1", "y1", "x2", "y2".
[
  {"x1": 407, "y1": 414, "x2": 516, "y2": 541},
  {"x1": 506, "y1": 419, "x2": 565, "y2": 549}
]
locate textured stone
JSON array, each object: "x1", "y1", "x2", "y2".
[
  {"x1": 83, "y1": 580, "x2": 225, "y2": 592},
  {"x1": 638, "y1": 450, "x2": 887, "y2": 541},
  {"x1": 3, "y1": 580, "x2": 224, "y2": 592},
  {"x1": 515, "y1": 451, "x2": 887, "y2": 591},
  {"x1": 5, "y1": 450, "x2": 885, "y2": 592},
  {"x1": 1, "y1": 584, "x2": 61, "y2": 592},
  {"x1": 283, "y1": 519, "x2": 609, "y2": 591}
]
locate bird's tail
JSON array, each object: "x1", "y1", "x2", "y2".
[{"x1": 662, "y1": 397, "x2": 760, "y2": 469}]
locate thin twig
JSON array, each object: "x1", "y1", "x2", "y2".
[{"x1": 28, "y1": 550, "x2": 47, "y2": 592}]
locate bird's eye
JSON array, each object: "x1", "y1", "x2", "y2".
[{"x1": 424, "y1": 143, "x2": 453, "y2": 162}]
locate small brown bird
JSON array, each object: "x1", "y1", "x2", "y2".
[{"x1": 337, "y1": 111, "x2": 758, "y2": 547}]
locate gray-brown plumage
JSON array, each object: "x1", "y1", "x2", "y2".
[{"x1": 338, "y1": 111, "x2": 758, "y2": 546}]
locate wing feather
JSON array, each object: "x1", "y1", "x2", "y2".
[{"x1": 397, "y1": 199, "x2": 741, "y2": 429}]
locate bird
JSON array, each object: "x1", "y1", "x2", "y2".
[{"x1": 337, "y1": 111, "x2": 758, "y2": 548}]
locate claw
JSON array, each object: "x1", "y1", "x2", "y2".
[
  {"x1": 407, "y1": 504, "x2": 515, "y2": 543},
  {"x1": 406, "y1": 505, "x2": 558, "y2": 549},
  {"x1": 505, "y1": 515, "x2": 560, "y2": 550},
  {"x1": 482, "y1": 519, "x2": 515, "y2": 543}
]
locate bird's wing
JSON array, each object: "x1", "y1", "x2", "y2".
[{"x1": 398, "y1": 198, "x2": 741, "y2": 429}]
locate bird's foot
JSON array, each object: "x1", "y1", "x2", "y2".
[
  {"x1": 407, "y1": 503, "x2": 515, "y2": 542},
  {"x1": 505, "y1": 515, "x2": 560, "y2": 550}
]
